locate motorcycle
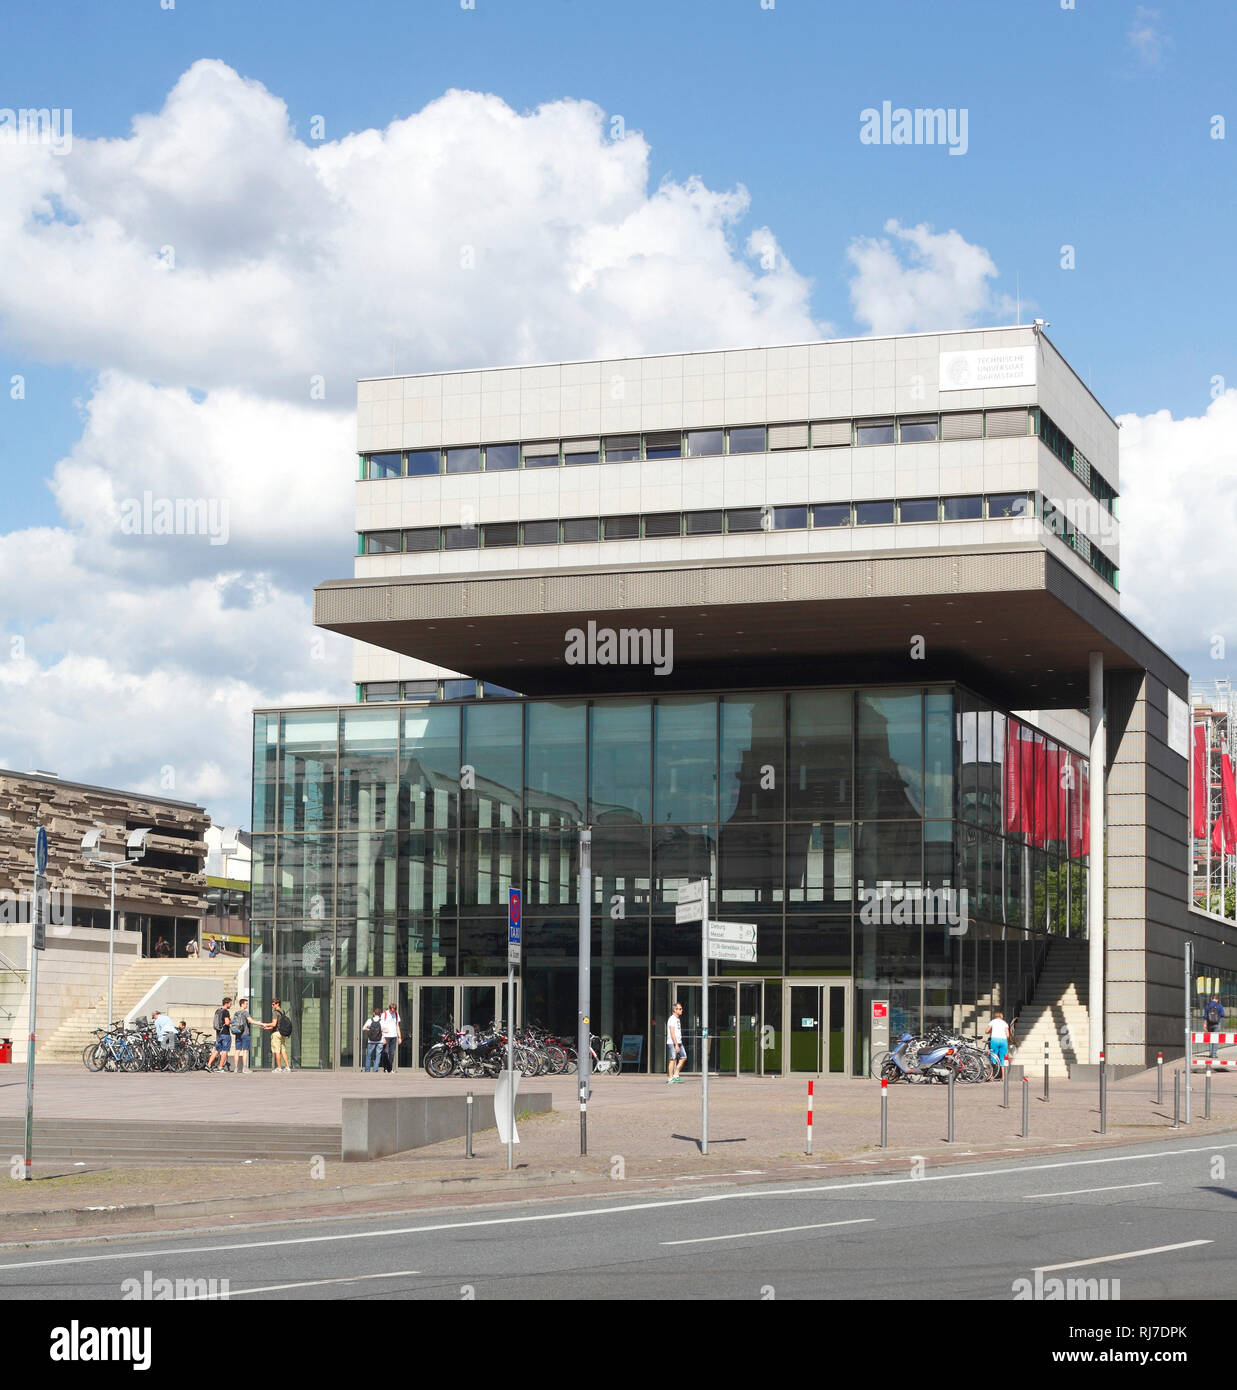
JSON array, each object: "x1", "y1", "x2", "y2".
[{"x1": 882, "y1": 1032, "x2": 960, "y2": 1084}]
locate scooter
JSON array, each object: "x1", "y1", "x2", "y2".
[{"x1": 884, "y1": 1032, "x2": 958, "y2": 1084}]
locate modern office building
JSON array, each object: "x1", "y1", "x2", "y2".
[{"x1": 252, "y1": 325, "x2": 1234, "y2": 1073}]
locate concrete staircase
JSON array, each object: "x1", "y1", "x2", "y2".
[
  {"x1": 1013, "y1": 938, "x2": 1090, "y2": 1078},
  {"x1": 0, "y1": 1118, "x2": 343, "y2": 1164},
  {"x1": 37, "y1": 958, "x2": 241, "y2": 1063}
]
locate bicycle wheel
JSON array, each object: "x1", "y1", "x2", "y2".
[
  {"x1": 543, "y1": 1043, "x2": 567, "y2": 1074},
  {"x1": 870, "y1": 1049, "x2": 892, "y2": 1080},
  {"x1": 603, "y1": 1049, "x2": 622, "y2": 1076},
  {"x1": 82, "y1": 1041, "x2": 105, "y2": 1072}
]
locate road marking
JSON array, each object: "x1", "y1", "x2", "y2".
[
  {"x1": 662, "y1": 1218, "x2": 874, "y2": 1247},
  {"x1": 214, "y1": 1269, "x2": 421, "y2": 1298},
  {"x1": 0, "y1": 1142, "x2": 1232, "y2": 1275},
  {"x1": 1021, "y1": 1182, "x2": 1160, "y2": 1200},
  {"x1": 1035, "y1": 1240, "x2": 1212, "y2": 1273}
]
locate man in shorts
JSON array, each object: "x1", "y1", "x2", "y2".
[
  {"x1": 231, "y1": 997, "x2": 252, "y2": 1075},
  {"x1": 206, "y1": 996, "x2": 233, "y2": 1073},
  {"x1": 250, "y1": 998, "x2": 293, "y2": 1074},
  {"x1": 667, "y1": 1000, "x2": 686, "y2": 1084}
]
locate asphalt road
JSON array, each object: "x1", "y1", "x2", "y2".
[{"x1": 3, "y1": 1132, "x2": 1234, "y2": 1301}]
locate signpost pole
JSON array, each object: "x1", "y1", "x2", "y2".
[
  {"x1": 506, "y1": 884, "x2": 523, "y2": 1172},
  {"x1": 24, "y1": 827, "x2": 47, "y2": 1182},
  {"x1": 578, "y1": 828, "x2": 591, "y2": 1156},
  {"x1": 1184, "y1": 940, "x2": 1193, "y2": 1125},
  {"x1": 107, "y1": 861, "x2": 117, "y2": 1028},
  {"x1": 701, "y1": 878, "x2": 709, "y2": 1157}
]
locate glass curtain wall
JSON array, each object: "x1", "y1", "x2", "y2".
[{"x1": 251, "y1": 683, "x2": 1086, "y2": 1070}]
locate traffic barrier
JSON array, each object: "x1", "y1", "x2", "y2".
[
  {"x1": 1191, "y1": 1032, "x2": 1237, "y2": 1046},
  {"x1": 1191, "y1": 1057, "x2": 1237, "y2": 1068},
  {"x1": 806, "y1": 1079, "x2": 814, "y2": 1156}
]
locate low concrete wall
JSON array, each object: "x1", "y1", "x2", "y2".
[
  {"x1": 125, "y1": 975, "x2": 229, "y2": 1026},
  {"x1": 0, "y1": 925, "x2": 141, "y2": 1040},
  {"x1": 342, "y1": 1090, "x2": 553, "y2": 1162},
  {"x1": 1069, "y1": 1063, "x2": 1146, "y2": 1083}
]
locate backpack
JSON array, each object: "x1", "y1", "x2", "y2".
[
  {"x1": 231, "y1": 1013, "x2": 246, "y2": 1035},
  {"x1": 212, "y1": 1007, "x2": 226, "y2": 1033},
  {"x1": 1206, "y1": 1003, "x2": 1221, "y2": 1027},
  {"x1": 367, "y1": 1019, "x2": 382, "y2": 1043},
  {"x1": 277, "y1": 1011, "x2": 293, "y2": 1037}
]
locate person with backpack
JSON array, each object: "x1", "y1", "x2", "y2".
[
  {"x1": 251, "y1": 998, "x2": 294, "y2": 1074},
  {"x1": 362, "y1": 1009, "x2": 383, "y2": 1072},
  {"x1": 1204, "y1": 995, "x2": 1226, "y2": 1058},
  {"x1": 230, "y1": 997, "x2": 253, "y2": 1075},
  {"x1": 380, "y1": 1000, "x2": 401, "y2": 1074},
  {"x1": 205, "y1": 997, "x2": 233, "y2": 1073}
]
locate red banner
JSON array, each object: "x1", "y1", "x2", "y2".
[{"x1": 1193, "y1": 724, "x2": 1208, "y2": 839}]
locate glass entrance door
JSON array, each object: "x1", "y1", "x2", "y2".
[
  {"x1": 671, "y1": 980, "x2": 764, "y2": 1075},
  {"x1": 785, "y1": 981, "x2": 850, "y2": 1075},
  {"x1": 334, "y1": 978, "x2": 519, "y2": 1070}
]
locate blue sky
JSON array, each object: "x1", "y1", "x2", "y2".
[{"x1": 0, "y1": 0, "x2": 1234, "y2": 825}]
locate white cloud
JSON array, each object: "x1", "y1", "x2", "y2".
[
  {"x1": 1115, "y1": 393, "x2": 1237, "y2": 675},
  {"x1": 0, "y1": 63, "x2": 825, "y2": 827},
  {"x1": 846, "y1": 219, "x2": 1016, "y2": 335},
  {"x1": 1128, "y1": 7, "x2": 1167, "y2": 67}
]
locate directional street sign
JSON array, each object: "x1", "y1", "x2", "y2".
[
  {"x1": 706, "y1": 939, "x2": 758, "y2": 963},
  {"x1": 675, "y1": 878, "x2": 708, "y2": 923},
  {"x1": 707, "y1": 920, "x2": 757, "y2": 945},
  {"x1": 35, "y1": 827, "x2": 47, "y2": 875},
  {"x1": 32, "y1": 873, "x2": 46, "y2": 952}
]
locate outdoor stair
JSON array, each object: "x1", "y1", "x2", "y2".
[
  {"x1": 36, "y1": 958, "x2": 242, "y2": 1063},
  {"x1": 0, "y1": 1117, "x2": 342, "y2": 1164},
  {"x1": 1011, "y1": 939, "x2": 1090, "y2": 1078}
]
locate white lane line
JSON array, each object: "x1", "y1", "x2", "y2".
[
  {"x1": 2, "y1": 1141, "x2": 1232, "y2": 1274},
  {"x1": 662, "y1": 1218, "x2": 874, "y2": 1247},
  {"x1": 1021, "y1": 1181, "x2": 1161, "y2": 1200},
  {"x1": 1035, "y1": 1240, "x2": 1212, "y2": 1273},
  {"x1": 211, "y1": 1269, "x2": 421, "y2": 1298}
]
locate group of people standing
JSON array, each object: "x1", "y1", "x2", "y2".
[
  {"x1": 205, "y1": 995, "x2": 294, "y2": 1074},
  {"x1": 361, "y1": 1003, "x2": 402, "y2": 1073}
]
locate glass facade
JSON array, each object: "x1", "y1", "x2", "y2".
[{"x1": 251, "y1": 685, "x2": 1088, "y2": 1073}]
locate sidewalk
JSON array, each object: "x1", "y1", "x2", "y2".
[{"x1": 1, "y1": 1063, "x2": 1233, "y2": 1242}]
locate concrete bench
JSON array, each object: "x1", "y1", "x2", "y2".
[{"x1": 341, "y1": 1090, "x2": 553, "y2": 1161}]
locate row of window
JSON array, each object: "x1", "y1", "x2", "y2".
[
  {"x1": 1037, "y1": 411, "x2": 1118, "y2": 514},
  {"x1": 358, "y1": 408, "x2": 1040, "y2": 481},
  {"x1": 358, "y1": 678, "x2": 519, "y2": 704}
]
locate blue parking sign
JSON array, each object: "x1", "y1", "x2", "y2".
[{"x1": 508, "y1": 887, "x2": 522, "y2": 943}]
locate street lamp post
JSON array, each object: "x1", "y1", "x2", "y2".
[{"x1": 82, "y1": 827, "x2": 150, "y2": 1026}]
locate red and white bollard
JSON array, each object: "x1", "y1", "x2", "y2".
[{"x1": 806, "y1": 1079, "x2": 814, "y2": 1155}]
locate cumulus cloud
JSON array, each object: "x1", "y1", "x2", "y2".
[
  {"x1": 0, "y1": 62, "x2": 824, "y2": 826},
  {"x1": 846, "y1": 219, "x2": 1017, "y2": 335},
  {"x1": 1127, "y1": 7, "x2": 1167, "y2": 67},
  {"x1": 1115, "y1": 393, "x2": 1237, "y2": 675}
]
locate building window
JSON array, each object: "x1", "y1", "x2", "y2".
[
  {"x1": 367, "y1": 452, "x2": 402, "y2": 480},
  {"x1": 942, "y1": 495, "x2": 983, "y2": 521},
  {"x1": 403, "y1": 527, "x2": 440, "y2": 552},
  {"x1": 366, "y1": 530, "x2": 401, "y2": 554},
  {"x1": 855, "y1": 500, "x2": 895, "y2": 525},
  {"x1": 482, "y1": 682, "x2": 520, "y2": 698},
  {"x1": 603, "y1": 515, "x2": 640, "y2": 540},
  {"x1": 603, "y1": 435, "x2": 640, "y2": 462},
  {"x1": 402, "y1": 680, "x2": 438, "y2": 700},
  {"x1": 406, "y1": 449, "x2": 440, "y2": 477},
  {"x1": 562, "y1": 517, "x2": 600, "y2": 543},
  {"x1": 482, "y1": 522, "x2": 519, "y2": 548},
  {"x1": 485, "y1": 443, "x2": 519, "y2": 471},
  {"x1": 445, "y1": 446, "x2": 481, "y2": 474},
  {"x1": 444, "y1": 679, "x2": 477, "y2": 700},
  {"x1": 364, "y1": 682, "x2": 399, "y2": 702},
  {"x1": 443, "y1": 526, "x2": 479, "y2": 550},
  {"x1": 644, "y1": 430, "x2": 682, "y2": 460},
  {"x1": 726, "y1": 508, "x2": 764, "y2": 533},
  {"x1": 772, "y1": 505, "x2": 808, "y2": 530},
  {"x1": 898, "y1": 416, "x2": 939, "y2": 443},
  {"x1": 521, "y1": 519, "x2": 559, "y2": 546},
  {"x1": 728, "y1": 425, "x2": 766, "y2": 454},
  {"x1": 685, "y1": 429, "x2": 724, "y2": 458},
  {"x1": 987, "y1": 492, "x2": 1031, "y2": 520},
  {"x1": 685, "y1": 510, "x2": 724, "y2": 535},
  {"x1": 855, "y1": 419, "x2": 895, "y2": 446},
  {"x1": 523, "y1": 442, "x2": 559, "y2": 468},
  {"x1": 563, "y1": 439, "x2": 600, "y2": 467},
  {"x1": 899, "y1": 498, "x2": 939, "y2": 523},
  {"x1": 643, "y1": 513, "x2": 682, "y2": 538},
  {"x1": 811, "y1": 503, "x2": 850, "y2": 529}
]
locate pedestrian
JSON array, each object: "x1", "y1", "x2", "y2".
[
  {"x1": 251, "y1": 998, "x2": 293, "y2": 1074},
  {"x1": 1204, "y1": 995, "x2": 1226, "y2": 1058},
  {"x1": 666, "y1": 1000, "x2": 686, "y2": 1084},
  {"x1": 206, "y1": 936, "x2": 221, "y2": 959},
  {"x1": 362, "y1": 1009, "x2": 384, "y2": 1072},
  {"x1": 231, "y1": 997, "x2": 253, "y2": 1074},
  {"x1": 185, "y1": 938, "x2": 199, "y2": 958},
  {"x1": 152, "y1": 1009, "x2": 177, "y2": 1054},
  {"x1": 986, "y1": 1010, "x2": 1011, "y2": 1078},
  {"x1": 205, "y1": 996, "x2": 233, "y2": 1073},
  {"x1": 154, "y1": 936, "x2": 170, "y2": 958},
  {"x1": 380, "y1": 1000, "x2": 401, "y2": 1073}
]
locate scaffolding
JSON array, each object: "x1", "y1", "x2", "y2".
[{"x1": 1190, "y1": 678, "x2": 1237, "y2": 920}]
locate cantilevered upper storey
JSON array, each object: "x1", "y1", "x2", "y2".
[{"x1": 320, "y1": 325, "x2": 1129, "y2": 704}]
